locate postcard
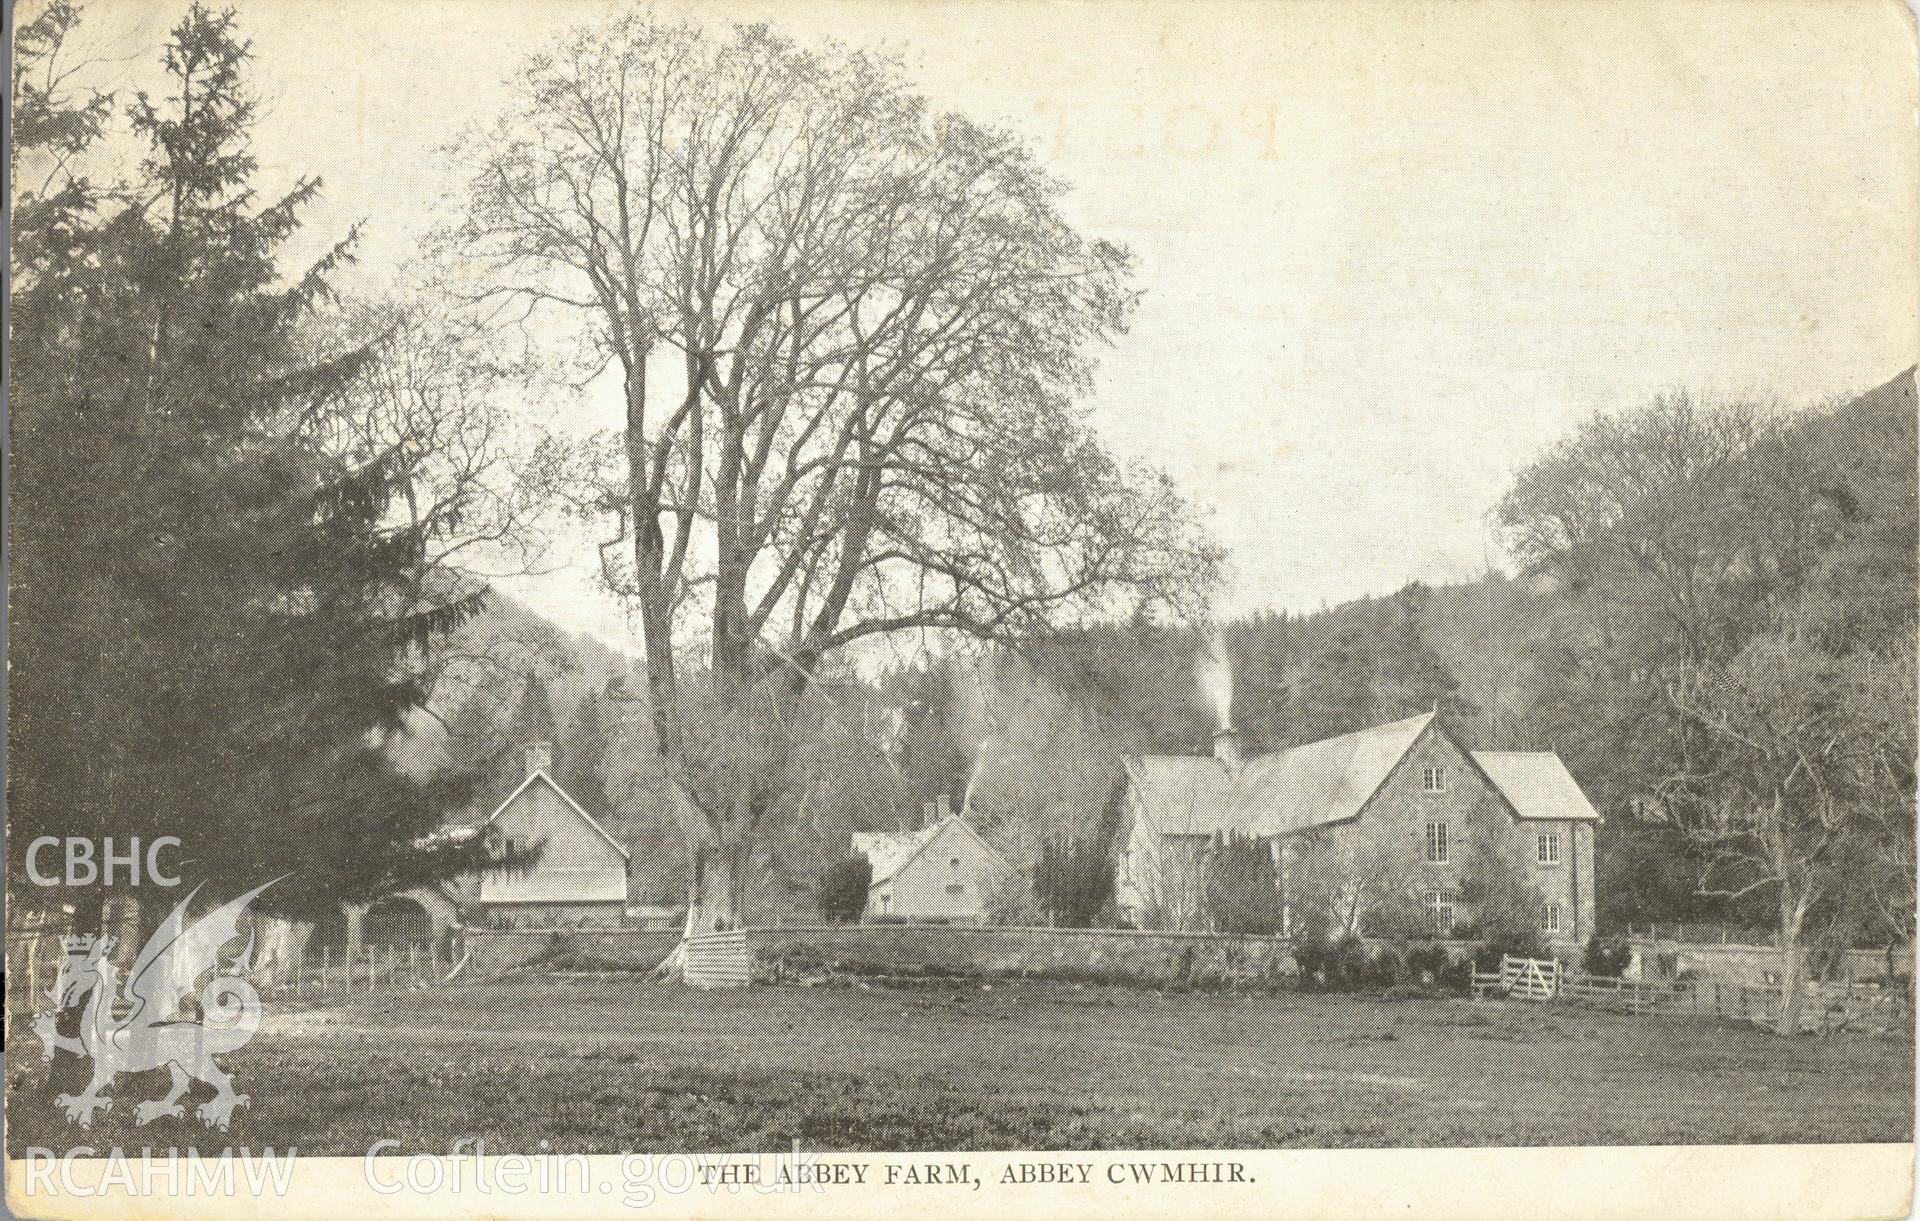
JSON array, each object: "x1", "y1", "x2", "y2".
[{"x1": 6, "y1": 0, "x2": 1915, "y2": 1217}]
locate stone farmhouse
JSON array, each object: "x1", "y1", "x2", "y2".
[
  {"x1": 852, "y1": 810, "x2": 1013, "y2": 924},
  {"x1": 1117, "y1": 712, "x2": 1599, "y2": 946}
]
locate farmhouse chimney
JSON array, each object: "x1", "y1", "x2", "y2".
[
  {"x1": 523, "y1": 741, "x2": 553, "y2": 777},
  {"x1": 936, "y1": 794, "x2": 952, "y2": 822},
  {"x1": 1212, "y1": 726, "x2": 1243, "y2": 773}
]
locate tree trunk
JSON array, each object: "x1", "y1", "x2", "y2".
[
  {"x1": 1775, "y1": 893, "x2": 1809, "y2": 1037},
  {"x1": 652, "y1": 843, "x2": 746, "y2": 981},
  {"x1": 687, "y1": 843, "x2": 745, "y2": 935},
  {"x1": 48, "y1": 889, "x2": 107, "y2": 1095},
  {"x1": 251, "y1": 913, "x2": 312, "y2": 989}
]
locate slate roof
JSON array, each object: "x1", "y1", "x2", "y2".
[
  {"x1": 852, "y1": 815, "x2": 1010, "y2": 886},
  {"x1": 1125, "y1": 712, "x2": 1436, "y2": 839},
  {"x1": 1125, "y1": 713, "x2": 1601, "y2": 837},
  {"x1": 851, "y1": 825, "x2": 937, "y2": 885},
  {"x1": 484, "y1": 771, "x2": 632, "y2": 860},
  {"x1": 1467, "y1": 751, "x2": 1602, "y2": 822}
]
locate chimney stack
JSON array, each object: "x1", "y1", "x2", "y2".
[
  {"x1": 523, "y1": 741, "x2": 553, "y2": 777},
  {"x1": 1212, "y1": 726, "x2": 1242, "y2": 773},
  {"x1": 936, "y1": 794, "x2": 952, "y2": 822}
]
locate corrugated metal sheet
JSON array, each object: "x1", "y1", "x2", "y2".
[{"x1": 683, "y1": 930, "x2": 751, "y2": 989}]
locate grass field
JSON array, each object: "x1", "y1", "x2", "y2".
[{"x1": 6, "y1": 976, "x2": 1911, "y2": 1154}]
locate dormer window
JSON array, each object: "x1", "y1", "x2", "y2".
[{"x1": 1422, "y1": 766, "x2": 1446, "y2": 794}]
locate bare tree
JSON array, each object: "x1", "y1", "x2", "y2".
[
  {"x1": 1286, "y1": 827, "x2": 1425, "y2": 942},
  {"x1": 1664, "y1": 633, "x2": 1913, "y2": 1034},
  {"x1": 439, "y1": 12, "x2": 1217, "y2": 938},
  {"x1": 315, "y1": 303, "x2": 553, "y2": 592},
  {"x1": 1496, "y1": 392, "x2": 1767, "y2": 669}
]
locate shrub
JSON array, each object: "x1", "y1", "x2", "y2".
[
  {"x1": 1291, "y1": 937, "x2": 1327, "y2": 985},
  {"x1": 1034, "y1": 832, "x2": 1115, "y2": 928},
  {"x1": 1201, "y1": 831, "x2": 1284, "y2": 935},
  {"x1": 984, "y1": 866, "x2": 1046, "y2": 926},
  {"x1": 1458, "y1": 838, "x2": 1548, "y2": 969},
  {"x1": 818, "y1": 855, "x2": 873, "y2": 923},
  {"x1": 1472, "y1": 929, "x2": 1546, "y2": 974},
  {"x1": 1406, "y1": 941, "x2": 1450, "y2": 984},
  {"x1": 1324, "y1": 934, "x2": 1370, "y2": 990},
  {"x1": 1367, "y1": 944, "x2": 1408, "y2": 989}
]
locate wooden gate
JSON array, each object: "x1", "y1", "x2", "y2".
[
  {"x1": 683, "y1": 930, "x2": 751, "y2": 989},
  {"x1": 1500, "y1": 954, "x2": 1560, "y2": 1000}
]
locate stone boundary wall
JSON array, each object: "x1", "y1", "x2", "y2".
[
  {"x1": 744, "y1": 923, "x2": 1297, "y2": 986},
  {"x1": 458, "y1": 922, "x2": 1554, "y2": 987},
  {"x1": 1627, "y1": 937, "x2": 1911, "y2": 986},
  {"x1": 463, "y1": 927, "x2": 681, "y2": 976}
]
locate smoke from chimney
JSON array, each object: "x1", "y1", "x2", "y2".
[
  {"x1": 1195, "y1": 630, "x2": 1234, "y2": 731},
  {"x1": 1195, "y1": 629, "x2": 1238, "y2": 770}
]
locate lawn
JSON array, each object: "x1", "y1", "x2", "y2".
[{"x1": 6, "y1": 975, "x2": 1911, "y2": 1154}]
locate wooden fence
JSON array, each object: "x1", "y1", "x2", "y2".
[
  {"x1": 6, "y1": 936, "x2": 451, "y2": 1009},
  {"x1": 683, "y1": 930, "x2": 751, "y2": 989},
  {"x1": 267, "y1": 942, "x2": 453, "y2": 997},
  {"x1": 1471, "y1": 955, "x2": 1561, "y2": 1001},
  {"x1": 1471, "y1": 953, "x2": 1911, "y2": 1034},
  {"x1": 1561, "y1": 971, "x2": 1910, "y2": 1033},
  {"x1": 1623, "y1": 923, "x2": 1778, "y2": 946}
]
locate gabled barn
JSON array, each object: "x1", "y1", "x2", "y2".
[
  {"x1": 1118, "y1": 712, "x2": 1599, "y2": 945},
  {"x1": 476, "y1": 742, "x2": 631, "y2": 926}
]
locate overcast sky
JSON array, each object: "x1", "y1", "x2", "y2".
[{"x1": 82, "y1": 0, "x2": 1919, "y2": 650}]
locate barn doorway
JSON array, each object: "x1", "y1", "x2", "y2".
[
  {"x1": 362, "y1": 895, "x2": 434, "y2": 949},
  {"x1": 308, "y1": 907, "x2": 351, "y2": 957}
]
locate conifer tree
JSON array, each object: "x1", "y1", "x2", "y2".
[
  {"x1": 561, "y1": 687, "x2": 615, "y2": 815},
  {"x1": 8, "y1": 4, "x2": 491, "y2": 924},
  {"x1": 509, "y1": 671, "x2": 559, "y2": 750}
]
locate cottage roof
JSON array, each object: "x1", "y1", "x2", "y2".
[
  {"x1": 853, "y1": 815, "x2": 1009, "y2": 886},
  {"x1": 1126, "y1": 712, "x2": 1436, "y2": 839},
  {"x1": 1240, "y1": 711, "x2": 1436, "y2": 835},
  {"x1": 851, "y1": 826, "x2": 935, "y2": 885},
  {"x1": 1467, "y1": 752, "x2": 1602, "y2": 822},
  {"x1": 1119, "y1": 755, "x2": 1238, "y2": 837}
]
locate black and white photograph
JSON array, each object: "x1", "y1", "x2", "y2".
[{"x1": 4, "y1": 0, "x2": 1916, "y2": 1216}]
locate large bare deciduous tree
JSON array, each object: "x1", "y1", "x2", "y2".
[
  {"x1": 440, "y1": 13, "x2": 1217, "y2": 938},
  {"x1": 1664, "y1": 634, "x2": 1914, "y2": 1035}
]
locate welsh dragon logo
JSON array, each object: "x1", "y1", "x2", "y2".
[{"x1": 32, "y1": 877, "x2": 282, "y2": 1130}]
